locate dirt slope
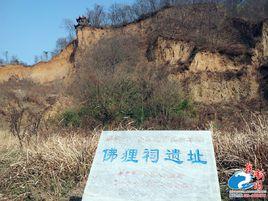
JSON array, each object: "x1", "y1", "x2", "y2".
[
  {"x1": 0, "y1": 6, "x2": 267, "y2": 105},
  {"x1": 0, "y1": 43, "x2": 74, "y2": 84},
  {"x1": 74, "y1": 8, "x2": 268, "y2": 104}
]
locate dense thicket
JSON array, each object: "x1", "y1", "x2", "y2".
[{"x1": 84, "y1": 0, "x2": 268, "y2": 28}]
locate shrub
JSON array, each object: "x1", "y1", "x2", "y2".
[
  {"x1": 70, "y1": 30, "x2": 196, "y2": 129},
  {"x1": 89, "y1": 35, "x2": 140, "y2": 73},
  {"x1": 264, "y1": 88, "x2": 268, "y2": 101},
  {"x1": 61, "y1": 110, "x2": 81, "y2": 127},
  {"x1": 64, "y1": 75, "x2": 195, "y2": 129}
]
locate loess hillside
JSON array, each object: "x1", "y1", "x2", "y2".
[
  {"x1": 0, "y1": 5, "x2": 268, "y2": 129},
  {"x1": 0, "y1": 5, "x2": 268, "y2": 200}
]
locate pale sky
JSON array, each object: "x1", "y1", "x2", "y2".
[{"x1": 0, "y1": 0, "x2": 134, "y2": 64}]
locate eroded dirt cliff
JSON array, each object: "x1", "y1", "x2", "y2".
[
  {"x1": 0, "y1": 6, "x2": 267, "y2": 106},
  {"x1": 0, "y1": 42, "x2": 75, "y2": 84}
]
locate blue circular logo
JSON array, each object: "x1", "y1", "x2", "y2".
[{"x1": 228, "y1": 170, "x2": 254, "y2": 190}]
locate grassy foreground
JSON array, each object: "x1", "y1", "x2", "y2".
[{"x1": 0, "y1": 114, "x2": 267, "y2": 200}]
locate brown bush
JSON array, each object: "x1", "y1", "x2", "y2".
[{"x1": 0, "y1": 79, "x2": 59, "y2": 146}]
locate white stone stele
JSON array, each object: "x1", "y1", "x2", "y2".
[{"x1": 82, "y1": 130, "x2": 221, "y2": 201}]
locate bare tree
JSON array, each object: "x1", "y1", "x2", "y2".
[
  {"x1": 8, "y1": 105, "x2": 50, "y2": 147},
  {"x1": 109, "y1": 4, "x2": 137, "y2": 26},
  {"x1": 43, "y1": 51, "x2": 49, "y2": 61},
  {"x1": 237, "y1": 0, "x2": 268, "y2": 21},
  {"x1": 159, "y1": 0, "x2": 177, "y2": 7},
  {"x1": 224, "y1": 0, "x2": 240, "y2": 17},
  {"x1": 9, "y1": 106, "x2": 25, "y2": 147},
  {"x1": 3, "y1": 51, "x2": 9, "y2": 64},
  {"x1": 1, "y1": 79, "x2": 56, "y2": 147},
  {"x1": 0, "y1": 57, "x2": 4, "y2": 65},
  {"x1": 86, "y1": 4, "x2": 106, "y2": 27},
  {"x1": 61, "y1": 18, "x2": 76, "y2": 40},
  {"x1": 132, "y1": 1, "x2": 149, "y2": 17},
  {"x1": 34, "y1": 55, "x2": 39, "y2": 64},
  {"x1": 82, "y1": 34, "x2": 140, "y2": 75},
  {"x1": 147, "y1": 0, "x2": 161, "y2": 12},
  {"x1": 54, "y1": 37, "x2": 68, "y2": 54},
  {"x1": 10, "y1": 55, "x2": 20, "y2": 65}
]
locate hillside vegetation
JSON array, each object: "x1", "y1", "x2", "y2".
[{"x1": 0, "y1": 1, "x2": 268, "y2": 200}]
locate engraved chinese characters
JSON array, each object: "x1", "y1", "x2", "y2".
[{"x1": 82, "y1": 131, "x2": 221, "y2": 201}]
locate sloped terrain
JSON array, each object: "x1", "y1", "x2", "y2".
[
  {"x1": 0, "y1": 43, "x2": 75, "y2": 84},
  {"x1": 74, "y1": 6, "x2": 268, "y2": 105},
  {"x1": 0, "y1": 6, "x2": 267, "y2": 105},
  {"x1": 0, "y1": 6, "x2": 267, "y2": 131},
  {"x1": 0, "y1": 4, "x2": 268, "y2": 200}
]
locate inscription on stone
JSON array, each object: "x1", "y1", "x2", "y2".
[{"x1": 82, "y1": 130, "x2": 221, "y2": 201}]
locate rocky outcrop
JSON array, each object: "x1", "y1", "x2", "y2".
[
  {"x1": 152, "y1": 37, "x2": 194, "y2": 65},
  {"x1": 188, "y1": 72, "x2": 259, "y2": 103},
  {"x1": 152, "y1": 35, "x2": 260, "y2": 103},
  {"x1": 189, "y1": 52, "x2": 242, "y2": 72},
  {"x1": 76, "y1": 27, "x2": 111, "y2": 49}
]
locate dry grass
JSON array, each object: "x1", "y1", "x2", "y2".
[
  {"x1": 213, "y1": 114, "x2": 268, "y2": 181},
  {"x1": 213, "y1": 113, "x2": 268, "y2": 200},
  {"x1": 0, "y1": 114, "x2": 267, "y2": 200},
  {"x1": 0, "y1": 130, "x2": 100, "y2": 200}
]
